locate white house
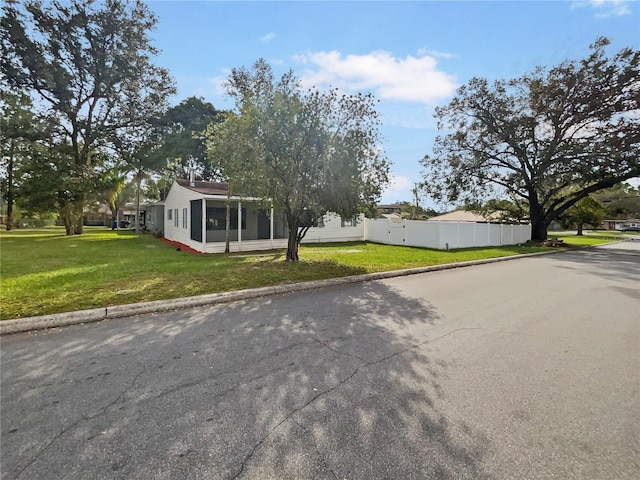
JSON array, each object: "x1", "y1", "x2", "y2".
[{"x1": 162, "y1": 179, "x2": 364, "y2": 253}]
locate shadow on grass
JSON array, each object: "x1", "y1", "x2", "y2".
[{"x1": 2, "y1": 281, "x2": 491, "y2": 479}]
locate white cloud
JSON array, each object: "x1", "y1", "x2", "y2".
[
  {"x1": 417, "y1": 48, "x2": 456, "y2": 59},
  {"x1": 571, "y1": 0, "x2": 632, "y2": 17},
  {"x1": 208, "y1": 75, "x2": 228, "y2": 96},
  {"x1": 293, "y1": 50, "x2": 457, "y2": 104},
  {"x1": 381, "y1": 174, "x2": 414, "y2": 203},
  {"x1": 260, "y1": 32, "x2": 277, "y2": 43}
]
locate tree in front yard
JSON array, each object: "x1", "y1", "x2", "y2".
[
  {"x1": 420, "y1": 38, "x2": 639, "y2": 241},
  {"x1": 1, "y1": 0, "x2": 175, "y2": 234},
  {"x1": 207, "y1": 59, "x2": 390, "y2": 261},
  {"x1": 558, "y1": 196, "x2": 606, "y2": 235}
]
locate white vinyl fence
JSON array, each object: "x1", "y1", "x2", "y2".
[{"x1": 364, "y1": 218, "x2": 530, "y2": 250}]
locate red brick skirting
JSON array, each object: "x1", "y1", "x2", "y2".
[{"x1": 159, "y1": 237, "x2": 206, "y2": 255}]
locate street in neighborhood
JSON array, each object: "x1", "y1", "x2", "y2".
[{"x1": 1, "y1": 242, "x2": 639, "y2": 480}]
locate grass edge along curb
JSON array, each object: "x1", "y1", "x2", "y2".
[{"x1": 0, "y1": 247, "x2": 574, "y2": 335}]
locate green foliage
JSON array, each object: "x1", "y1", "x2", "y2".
[
  {"x1": 1, "y1": 0, "x2": 175, "y2": 234},
  {"x1": 421, "y1": 38, "x2": 640, "y2": 241},
  {"x1": 207, "y1": 59, "x2": 390, "y2": 261},
  {"x1": 0, "y1": 91, "x2": 50, "y2": 228},
  {"x1": 557, "y1": 196, "x2": 606, "y2": 234},
  {"x1": 154, "y1": 96, "x2": 226, "y2": 182},
  {"x1": 592, "y1": 183, "x2": 640, "y2": 218},
  {"x1": 466, "y1": 197, "x2": 530, "y2": 223}
]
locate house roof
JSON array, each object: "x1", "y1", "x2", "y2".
[
  {"x1": 176, "y1": 179, "x2": 229, "y2": 196},
  {"x1": 428, "y1": 210, "x2": 490, "y2": 222}
]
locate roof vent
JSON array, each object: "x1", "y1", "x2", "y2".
[{"x1": 189, "y1": 170, "x2": 195, "y2": 187}]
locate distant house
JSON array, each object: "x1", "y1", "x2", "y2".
[
  {"x1": 377, "y1": 203, "x2": 403, "y2": 216},
  {"x1": 83, "y1": 202, "x2": 149, "y2": 228},
  {"x1": 600, "y1": 218, "x2": 640, "y2": 230},
  {"x1": 428, "y1": 209, "x2": 526, "y2": 224},
  {"x1": 162, "y1": 179, "x2": 364, "y2": 253},
  {"x1": 428, "y1": 210, "x2": 491, "y2": 223},
  {"x1": 146, "y1": 202, "x2": 164, "y2": 235}
]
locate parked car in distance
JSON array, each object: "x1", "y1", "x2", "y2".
[
  {"x1": 620, "y1": 226, "x2": 640, "y2": 232},
  {"x1": 117, "y1": 220, "x2": 130, "y2": 228}
]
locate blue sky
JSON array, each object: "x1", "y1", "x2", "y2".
[{"x1": 146, "y1": 0, "x2": 639, "y2": 205}]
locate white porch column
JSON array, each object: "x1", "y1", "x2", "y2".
[
  {"x1": 237, "y1": 201, "x2": 242, "y2": 250},
  {"x1": 270, "y1": 204, "x2": 274, "y2": 245},
  {"x1": 202, "y1": 199, "x2": 207, "y2": 250}
]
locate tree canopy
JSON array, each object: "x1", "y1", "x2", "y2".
[
  {"x1": 207, "y1": 59, "x2": 390, "y2": 261},
  {"x1": 420, "y1": 38, "x2": 639, "y2": 241},
  {"x1": 1, "y1": 0, "x2": 175, "y2": 234},
  {"x1": 154, "y1": 96, "x2": 226, "y2": 183},
  {"x1": 0, "y1": 91, "x2": 51, "y2": 229}
]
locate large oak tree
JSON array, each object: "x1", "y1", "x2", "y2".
[
  {"x1": 1, "y1": 0, "x2": 175, "y2": 234},
  {"x1": 421, "y1": 38, "x2": 639, "y2": 241},
  {"x1": 208, "y1": 59, "x2": 390, "y2": 261}
]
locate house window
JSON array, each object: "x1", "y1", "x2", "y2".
[
  {"x1": 174, "y1": 209, "x2": 178, "y2": 227},
  {"x1": 167, "y1": 209, "x2": 172, "y2": 221},
  {"x1": 341, "y1": 216, "x2": 358, "y2": 227},
  {"x1": 206, "y1": 207, "x2": 246, "y2": 230},
  {"x1": 182, "y1": 208, "x2": 188, "y2": 229}
]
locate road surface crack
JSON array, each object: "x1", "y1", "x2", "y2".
[
  {"x1": 229, "y1": 326, "x2": 479, "y2": 479},
  {"x1": 290, "y1": 417, "x2": 339, "y2": 480},
  {"x1": 11, "y1": 367, "x2": 146, "y2": 480},
  {"x1": 308, "y1": 336, "x2": 368, "y2": 362}
]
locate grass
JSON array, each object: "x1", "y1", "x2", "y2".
[{"x1": 0, "y1": 226, "x2": 618, "y2": 320}]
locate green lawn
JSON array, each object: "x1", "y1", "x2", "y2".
[{"x1": 0, "y1": 227, "x2": 616, "y2": 320}]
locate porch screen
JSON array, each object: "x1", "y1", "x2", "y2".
[
  {"x1": 190, "y1": 200, "x2": 202, "y2": 242},
  {"x1": 206, "y1": 207, "x2": 246, "y2": 230}
]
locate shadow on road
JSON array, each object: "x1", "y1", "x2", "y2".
[
  {"x1": 549, "y1": 243, "x2": 640, "y2": 284},
  {"x1": 1, "y1": 281, "x2": 491, "y2": 479}
]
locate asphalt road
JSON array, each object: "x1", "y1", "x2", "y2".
[{"x1": 2, "y1": 242, "x2": 639, "y2": 480}]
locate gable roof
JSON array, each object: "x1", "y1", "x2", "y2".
[
  {"x1": 176, "y1": 179, "x2": 229, "y2": 196},
  {"x1": 428, "y1": 210, "x2": 490, "y2": 222}
]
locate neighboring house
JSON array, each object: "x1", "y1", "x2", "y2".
[
  {"x1": 377, "y1": 203, "x2": 403, "y2": 216},
  {"x1": 83, "y1": 202, "x2": 150, "y2": 228},
  {"x1": 428, "y1": 210, "x2": 491, "y2": 223},
  {"x1": 146, "y1": 202, "x2": 164, "y2": 235},
  {"x1": 600, "y1": 218, "x2": 640, "y2": 230},
  {"x1": 428, "y1": 209, "x2": 527, "y2": 224}
]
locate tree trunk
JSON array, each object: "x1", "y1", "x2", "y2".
[
  {"x1": 61, "y1": 204, "x2": 73, "y2": 235},
  {"x1": 286, "y1": 227, "x2": 300, "y2": 262},
  {"x1": 529, "y1": 196, "x2": 548, "y2": 242},
  {"x1": 6, "y1": 141, "x2": 14, "y2": 230},
  {"x1": 576, "y1": 223, "x2": 583, "y2": 236},
  {"x1": 73, "y1": 202, "x2": 84, "y2": 234}
]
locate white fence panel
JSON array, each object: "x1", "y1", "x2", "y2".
[
  {"x1": 363, "y1": 218, "x2": 530, "y2": 250},
  {"x1": 388, "y1": 223, "x2": 405, "y2": 245},
  {"x1": 489, "y1": 224, "x2": 502, "y2": 245},
  {"x1": 365, "y1": 218, "x2": 392, "y2": 244},
  {"x1": 404, "y1": 220, "x2": 439, "y2": 249}
]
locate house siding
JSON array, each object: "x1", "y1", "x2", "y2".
[
  {"x1": 164, "y1": 182, "x2": 204, "y2": 250},
  {"x1": 301, "y1": 213, "x2": 365, "y2": 244}
]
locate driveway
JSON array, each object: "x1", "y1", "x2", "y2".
[{"x1": 2, "y1": 242, "x2": 639, "y2": 479}]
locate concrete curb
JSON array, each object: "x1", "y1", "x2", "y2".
[{"x1": 0, "y1": 244, "x2": 619, "y2": 335}]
